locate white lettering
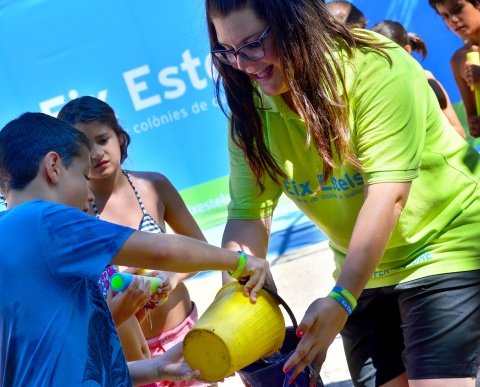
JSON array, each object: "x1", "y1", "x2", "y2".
[
  {"x1": 39, "y1": 95, "x2": 66, "y2": 116},
  {"x1": 204, "y1": 55, "x2": 215, "y2": 80},
  {"x1": 158, "y1": 66, "x2": 186, "y2": 100},
  {"x1": 123, "y1": 65, "x2": 161, "y2": 111},
  {"x1": 39, "y1": 89, "x2": 108, "y2": 116},
  {"x1": 180, "y1": 49, "x2": 208, "y2": 90}
]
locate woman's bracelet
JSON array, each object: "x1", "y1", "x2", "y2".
[
  {"x1": 328, "y1": 291, "x2": 354, "y2": 315},
  {"x1": 332, "y1": 285, "x2": 357, "y2": 309},
  {"x1": 228, "y1": 250, "x2": 248, "y2": 279}
]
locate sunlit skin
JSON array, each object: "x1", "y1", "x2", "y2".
[
  {"x1": 212, "y1": 8, "x2": 292, "y2": 102},
  {"x1": 56, "y1": 148, "x2": 94, "y2": 212},
  {"x1": 74, "y1": 121, "x2": 123, "y2": 182}
]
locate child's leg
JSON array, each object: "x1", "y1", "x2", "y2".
[{"x1": 117, "y1": 316, "x2": 151, "y2": 361}]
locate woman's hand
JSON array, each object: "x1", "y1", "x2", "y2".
[
  {"x1": 106, "y1": 275, "x2": 151, "y2": 326},
  {"x1": 282, "y1": 297, "x2": 348, "y2": 384}
]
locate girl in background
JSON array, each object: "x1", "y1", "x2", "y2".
[
  {"x1": 326, "y1": 0, "x2": 367, "y2": 29},
  {"x1": 58, "y1": 96, "x2": 209, "y2": 387}
]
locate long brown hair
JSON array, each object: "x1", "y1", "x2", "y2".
[{"x1": 206, "y1": 0, "x2": 391, "y2": 189}]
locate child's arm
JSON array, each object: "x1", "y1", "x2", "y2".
[
  {"x1": 464, "y1": 61, "x2": 480, "y2": 89},
  {"x1": 111, "y1": 231, "x2": 272, "y2": 302},
  {"x1": 155, "y1": 174, "x2": 207, "y2": 282},
  {"x1": 127, "y1": 342, "x2": 207, "y2": 385},
  {"x1": 451, "y1": 49, "x2": 480, "y2": 137},
  {"x1": 425, "y1": 71, "x2": 467, "y2": 139},
  {"x1": 157, "y1": 175, "x2": 207, "y2": 243}
]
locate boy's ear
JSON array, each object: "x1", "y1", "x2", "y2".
[{"x1": 42, "y1": 151, "x2": 63, "y2": 185}]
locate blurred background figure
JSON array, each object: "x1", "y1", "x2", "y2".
[
  {"x1": 429, "y1": 0, "x2": 480, "y2": 138},
  {"x1": 326, "y1": 0, "x2": 367, "y2": 29},
  {"x1": 372, "y1": 19, "x2": 467, "y2": 139}
]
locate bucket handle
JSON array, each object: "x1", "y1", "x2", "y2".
[{"x1": 239, "y1": 279, "x2": 298, "y2": 330}]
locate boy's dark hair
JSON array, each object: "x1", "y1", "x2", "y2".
[
  {"x1": 0, "y1": 112, "x2": 91, "y2": 194},
  {"x1": 429, "y1": 0, "x2": 480, "y2": 10},
  {"x1": 58, "y1": 96, "x2": 131, "y2": 163}
]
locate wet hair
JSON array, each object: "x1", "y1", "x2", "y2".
[
  {"x1": 372, "y1": 20, "x2": 427, "y2": 60},
  {"x1": 429, "y1": 0, "x2": 480, "y2": 11},
  {"x1": 58, "y1": 96, "x2": 131, "y2": 163},
  {"x1": 326, "y1": 1, "x2": 367, "y2": 29},
  {"x1": 0, "y1": 112, "x2": 90, "y2": 194},
  {"x1": 206, "y1": 0, "x2": 390, "y2": 187}
]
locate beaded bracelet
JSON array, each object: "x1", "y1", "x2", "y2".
[
  {"x1": 228, "y1": 250, "x2": 248, "y2": 279},
  {"x1": 332, "y1": 285, "x2": 357, "y2": 309},
  {"x1": 328, "y1": 291, "x2": 354, "y2": 315}
]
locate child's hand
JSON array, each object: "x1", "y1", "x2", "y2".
[
  {"x1": 106, "y1": 275, "x2": 151, "y2": 326},
  {"x1": 139, "y1": 271, "x2": 178, "y2": 308},
  {"x1": 154, "y1": 342, "x2": 217, "y2": 383},
  {"x1": 128, "y1": 342, "x2": 216, "y2": 384},
  {"x1": 239, "y1": 255, "x2": 273, "y2": 303},
  {"x1": 464, "y1": 61, "x2": 480, "y2": 88},
  {"x1": 468, "y1": 115, "x2": 480, "y2": 138}
]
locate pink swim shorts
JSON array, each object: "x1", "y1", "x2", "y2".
[{"x1": 147, "y1": 303, "x2": 209, "y2": 387}]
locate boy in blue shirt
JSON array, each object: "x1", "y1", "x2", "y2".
[{"x1": 0, "y1": 112, "x2": 270, "y2": 386}]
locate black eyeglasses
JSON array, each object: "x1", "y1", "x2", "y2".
[{"x1": 211, "y1": 26, "x2": 270, "y2": 66}]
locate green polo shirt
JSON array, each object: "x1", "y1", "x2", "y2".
[{"x1": 227, "y1": 32, "x2": 480, "y2": 288}]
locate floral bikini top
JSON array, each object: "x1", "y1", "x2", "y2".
[{"x1": 97, "y1": 170, "x2": 164, "y2": 298}]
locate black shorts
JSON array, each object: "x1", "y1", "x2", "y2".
[{"x1": 340, "y1": 270, "x2": 480, "y2": 386}]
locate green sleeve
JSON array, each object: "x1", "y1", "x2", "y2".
[
  {"x1": 350, "y1": 45, "x2": 430, "y2": 183},
  {"x1": 227, "y1": 132, "x2": 283, "y2": 220}
]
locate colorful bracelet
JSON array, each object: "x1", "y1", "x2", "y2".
[
  {"x1": 332, "y1": 285, "x2": 357, "y2": 309},
  {"x1": 328, "y1": 291, "x2": 353, "y2": 315},
  {"x1": 228, "y1": 250, "x2": 248, "y2": 279}
]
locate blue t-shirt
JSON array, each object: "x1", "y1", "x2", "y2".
[{"x1": 0, "y1": 200, "x2": 135, "y2": 386}]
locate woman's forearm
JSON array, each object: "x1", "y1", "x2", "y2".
[{"x1": 336, "y1": 182, "x2": 411, "y2": 298}]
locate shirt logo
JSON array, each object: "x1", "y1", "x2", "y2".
[{"x1": 282, "y1": 172, "x2": 365, "y2": 203}]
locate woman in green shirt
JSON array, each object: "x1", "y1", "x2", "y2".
[{"x1": 205, "y1": 0, "x2": 480, "y2": 386}]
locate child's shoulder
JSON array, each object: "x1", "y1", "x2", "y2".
[
  {"x1": 124, "y1": 170, "x2": 172, "y2": 192},
  {"x1": 126, "y1": 170, "x2": 167, "y2": 182},
  {"x1": 0, "y1": 200, "x2": 71, "y2": 230},
  {"x1": 7, "y1": 199, "x2": 52, "y2": 215}
]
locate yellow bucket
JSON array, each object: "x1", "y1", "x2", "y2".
[{"x1": 183, "y1": 282, "x2": 287, "y2": 382}]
